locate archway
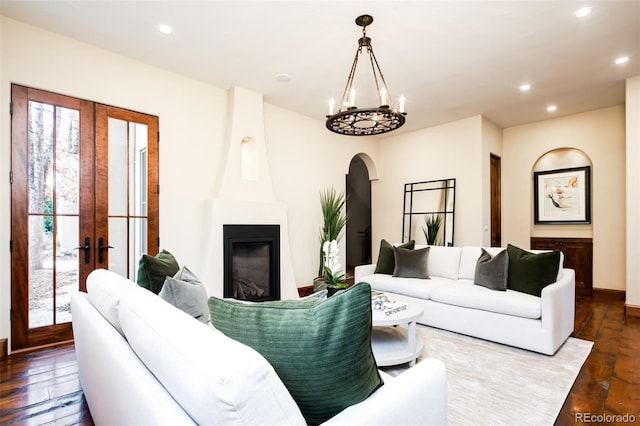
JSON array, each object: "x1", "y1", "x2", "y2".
[{"x1": 346, "y1": 155, "x2": 373, "y2": 272}]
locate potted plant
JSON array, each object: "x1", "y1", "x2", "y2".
[
  {"x1": 423, "y1": 213, "x2": 442, "y2": 245},
  {"x1": 322, "y1": 240, "x2": 348, "y2": 296},
  {"x1": 314, "y1": 187, "x2": 348, "y2": 292}
]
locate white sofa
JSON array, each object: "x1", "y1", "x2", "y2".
[
  {"x1": 355, "y1": 245, "x2": 575, "y2": 355},
  {"x1": 71, "y1": 268, "x2": 447, "y2": 425}
]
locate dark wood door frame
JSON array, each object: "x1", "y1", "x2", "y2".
[
  {"x1": 490, "y1": 154, "x2": 502, "y2": 247},
  {"x1": 10, "y1": 85, "x2": 159, "y2": 351}
]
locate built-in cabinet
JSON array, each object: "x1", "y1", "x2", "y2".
[{"x1": 530, "y1": 237, "x2": 593, "y2": 296}]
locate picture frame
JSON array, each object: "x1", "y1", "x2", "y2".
[{"x1": 534, "y1": 166, "x2": 591, "y2": 224}]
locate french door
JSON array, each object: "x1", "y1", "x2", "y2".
[{"x1": 10, "y1": 85, "x2": 159, "y2": 350}]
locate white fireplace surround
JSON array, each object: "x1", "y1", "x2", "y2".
[{"x1": 202, "y1": 87, "x2": 299, "y2": 300}]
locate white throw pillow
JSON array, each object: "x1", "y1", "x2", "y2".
[{"x1": 118, "y1": 289, "x2": 306, "y2": 426}]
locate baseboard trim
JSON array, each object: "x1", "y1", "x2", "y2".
[
  {"x1": 593, "y1": 288, "x2": 626, "y2": 300},
  {"x1": 625, "y1": 304, "x2": 640, "y2": 318},
  {"x1": 1, "y1": 338, "x2": 7, "y2": 358}
]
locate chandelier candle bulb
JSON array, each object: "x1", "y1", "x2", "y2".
[
  {"x1": 349, "y1": 89, "x2": 356, "y2": 107},
  {"x1": 380, "y1": 88, "x2": 387, "y2": 106},
  {"x1": 329, "y1": 98, "x2": 335, "y2": 116},
  {"x1": 399, "y1": 96, "x2": 405, "y2": 113}
]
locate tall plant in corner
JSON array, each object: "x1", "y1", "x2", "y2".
[{"x1": 318, "y1": 187, "x2": 348, "y2": 279}]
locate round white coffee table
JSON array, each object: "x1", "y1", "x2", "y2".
[{"x1": 371, "y1": 298, "x2": 424, "y2": 366}]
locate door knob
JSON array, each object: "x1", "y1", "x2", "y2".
[
  {"x1": 98, "y1": 237, "x2": 114, "y2": 264},
  {"x1": 74, "y1": 237, "x2": 91, "y2": 264}
]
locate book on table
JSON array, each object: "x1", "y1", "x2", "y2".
[{"x1": 371, "y1": 291, "x2": 408, "y2": 316}]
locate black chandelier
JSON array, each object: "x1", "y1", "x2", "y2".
[{"x1": 326, "y1": 15, "x2": 406, "y2": 136}]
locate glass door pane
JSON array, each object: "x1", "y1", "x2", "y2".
[
  {"x1": 27, "y1": 101, "x2": 80, "y2": 328},
  {"x1": 106, "y1": 117, "x2": 149, "y2": 279}
]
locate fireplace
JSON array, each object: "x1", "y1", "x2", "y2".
[{"x1": 223, "y1": 224, "x2": 280, "y2": 301}]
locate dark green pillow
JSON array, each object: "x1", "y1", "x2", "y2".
[
  {"x1": 392, "y1": 246, "x2": 430, "y2": 279},
  {"x1": 506, "y1": 244, "x2": 561, "y2": 297},
  {"x1": 136, "y1": 249, "x2": 179, "y2": 294},
  {"x1": 474, "y1": 249, "x2": 508, "y2": 291},
  {"x1": 374, "y1": 239, "x2": 415, "y2": 274},
  {"x1": 208, "y1": 282, "x2": 383, "y2": 425}
]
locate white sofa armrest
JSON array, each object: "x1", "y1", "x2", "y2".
[
  {"x1": 354, "y1": 264, "x2": 377, "y2": 283},
  {"x1": 540, "y1": 268, "x2": 576, "y2": 352},
  {"x1": 322, "y1": 358, "x2": 447, "y2": 426}
]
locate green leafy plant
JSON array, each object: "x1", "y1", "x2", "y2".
[
  {"x1": 423, "y1": 213, "x2": 442, "y2": 245},
  {"x1": 318, "y1": 187, "x2": 348, "y2": 278}
]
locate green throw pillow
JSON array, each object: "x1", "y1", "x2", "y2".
[
  {"x1": 136, "y1": 249, "x2": 180, "y2": 294},
  {"x1": 374, "y1": 239, "x2": 415, "y2": 274},
  {"x1": 392, "y1": 246, "x2": 430, "y2": 279},
  {"x1": 506, "y1": 244, "x2": 561, "y2": 297},
  {"x1": 474, "y1": 249, "x2": 508, "y2": 291},
  {"x1": 208, "y1": 282, "x2": 383, "y2": 425}
]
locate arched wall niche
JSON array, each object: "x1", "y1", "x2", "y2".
[
  {"x1": 531, "y1": 147, "x2": 593, "y2": 235},
  {"x1": 533, "y1": 147, "x2": 592, "y2": 172}
]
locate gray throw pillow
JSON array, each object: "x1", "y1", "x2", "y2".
[
  {"x1": 159, "y1": 266, "x2": 210, "y2": 323},
  {"x1": 374, "y1": 239, "x2": 415, "y2": 274},
  {"x1": 474, "y1": 249, "x2": 509, "y2": 291},
  {"x1": 392, "y1": 246, "x2": 430, "y2": 279}
]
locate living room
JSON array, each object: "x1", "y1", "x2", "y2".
[{"x1": 0, "y1": 1, "x2": 639, "y2": 423}]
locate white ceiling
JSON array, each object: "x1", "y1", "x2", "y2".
[{"x1": 2, "y1": 0, "x2": 639, "y2": 134}]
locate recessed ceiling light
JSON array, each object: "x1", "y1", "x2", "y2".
[
  {"x1": 158, "y1": 24, "x2": 173, "y2": 35},
  {"x1": 519, "y1": 84, "x2": 531, "y2": 92},
  {"x1": 547, "y1": 105, "x2": 557, "y2": 112},
  {"x1": 575, "y1": 7, "x2": 592, "y2": 18},
  {"x1": 615, "y1": 56, "x2": 630, "y2": 65},
  {"x1": 275, "y1": 73, "x2": 291, "y2": 83}
]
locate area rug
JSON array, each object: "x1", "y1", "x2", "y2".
[{"x1": 381, "y1": 326, "x2": 593, "y2": 425}]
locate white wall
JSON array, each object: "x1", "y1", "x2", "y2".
[
  {"x1": 0, "y1": 17, "x2": 379, "y2": 345},
  {"x1": 503, "y1": 106, "x2": 626, "y2": 291},
  {"x1": 626, "y1": 76, "x2": 640, "y2": 309},
  {"x1": 264, "y1": 103, "x2": 378, "y2": 283},
  {"x1": 372, "y1": 115, "x2": 485, "y2": 256}
]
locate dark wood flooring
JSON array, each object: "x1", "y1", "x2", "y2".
[{"x1": 0, "y1": 290, "x2": 638, "y2": 425}]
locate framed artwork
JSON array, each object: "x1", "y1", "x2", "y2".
[{"x1": 534, "y1": 166, "x2": 591, "y2": 224}]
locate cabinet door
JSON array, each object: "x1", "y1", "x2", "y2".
[{"x1": 530, "y1": 237, "x2": 593, "y2": 296}]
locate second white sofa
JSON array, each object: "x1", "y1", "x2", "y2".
[{"x1": 355, "y1": 245, "x2": 575, "y2": 355}]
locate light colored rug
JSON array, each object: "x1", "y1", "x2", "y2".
[{"x1": 381, "y1": 326, "x2": 593, "y2": 426}]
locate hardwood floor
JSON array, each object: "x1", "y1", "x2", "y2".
[
  {"x1": 0, "y1": 344, "x2": 92, "y2": 425},
  {"x1": 0, "y1": 291, "x2": 638, "y2": 425},
  {"x1": 556, "y1": 291, "x2": 640, "y2": 425}
]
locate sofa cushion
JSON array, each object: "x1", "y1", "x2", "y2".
[
  {"x1": 418, "y1": 245, "x2": 463, "y2": 280},
  {"x1": 86, "y1": 268, "x2": 141, "y2": 335},
  {"x1": 119, "y1": 288, "x2": 305, "y2": 426},
  {"x1": 158, "y1": 266, "x2": 210, "y2": 323},
  {"x1": 375, "y1": 239, "x2": 415, "y2": 274},
  {"x1": 474, "y1": 248, "x2": 509, "y2": 291},
  {"x1": 393, "y1": 246, "x2": 430, "y2": 279},
  {"x1": 507, "y1": 244, "x2": 561, "y2": 297},
  {"x1": 363, "y1": 273, "x2": 453, "y2": 300},
  {"x1": 136, "y1": 249, "x2": 180, "y2": 294},
  {"x1": 208, "y1": 282, "x2": 383, "y2": 425},
  {"x1": 459, "y1": 246, "x2": 505, "y2": 280},
  {"x1": 430, "y1": 281, "x2": 542, "y2": 319}
]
